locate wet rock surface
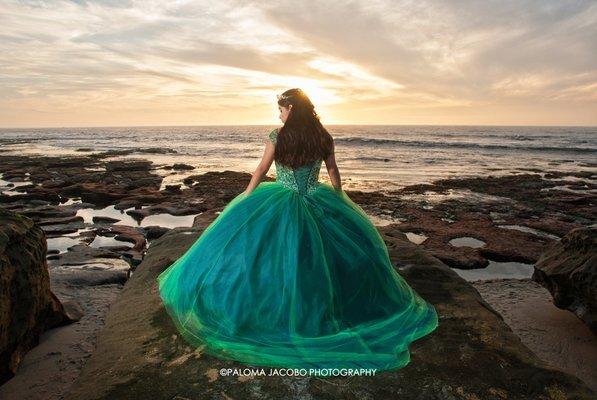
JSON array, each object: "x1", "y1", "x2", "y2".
[
  {"x1": 63, "y1": 225, "x2": 596, "y2": 400},
  {"x1": 533, "y1": 226, "x2": 597, "y2": 333},
  {"x1": 352, "y1": 171, "x2": 595, "y2": 270},
  {"x1": 0, "y1": 209, "x2": 78, "y2": 385},
  {"x1": 2, "y1": 154, "x2": 593, "y2": 276}
]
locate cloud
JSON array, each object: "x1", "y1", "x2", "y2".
[
  {"x1": 0, "y1": 0, "x2": 595, "y2": 127},
  {"x1": 261, "y1": 0, "x2": 597, "y2": 101}
]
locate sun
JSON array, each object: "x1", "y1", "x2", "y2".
[
  {"x1": 292, "y1": 82, "x2": 337, "y2": 106},
  {"x1": 272, "y1": 78, "x2": 340, "y2": 106}
]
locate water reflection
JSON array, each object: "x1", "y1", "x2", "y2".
[
  {"x1": 46, "y1": 236, "x2": 83, "y2": 254},
  {"x1": 405, "y1": 232, "x2": 428, "y2": 244},
  {"x1": 452, "y1": 260, "x2": 535, "y2": 281},
  {"x1": 497, "y1": 224, "x2": 560, "y2": 240},
  {"x1": 449, "y1": 236, "x2": 486, "y2": 248},
  {"x1": 74, "y1": 204, "x2": 198, "y2": 229},
  {"x1": 89, "y1": 235, "x2": 133, "y2": 249},
  {"x1": 140, "y1": 213, "x2": 196, "y2": 229},
  {"x1": 76, "y1": 205, "x2": 138, "y2": 225}
]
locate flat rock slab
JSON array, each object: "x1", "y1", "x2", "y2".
[{"x1": 64, "y1": 225, "x2": 596, "y2": 400}]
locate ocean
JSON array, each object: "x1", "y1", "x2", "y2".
[{"x1": 1, "y1": 125, "x2": 595, "y2": 192}]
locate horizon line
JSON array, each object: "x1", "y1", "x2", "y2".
[{"x1": 1, "y1": 123, "x2": 596, "y2": 130}]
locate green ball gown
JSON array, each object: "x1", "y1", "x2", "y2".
[{"x1": 156, "y1": 128, "x2": 438, "y2": 371}]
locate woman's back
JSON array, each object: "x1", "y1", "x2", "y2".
[{"x1": 269, "y1": 128, "x2": 322, "y2": 195}]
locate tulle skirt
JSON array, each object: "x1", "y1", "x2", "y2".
[{"x1": 156, "y1": 181, "x2": 438, "y2": 371}]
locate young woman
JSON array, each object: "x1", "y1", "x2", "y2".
[{"x1": 157, "y1": 88, "x2": 438, "y2": 372}]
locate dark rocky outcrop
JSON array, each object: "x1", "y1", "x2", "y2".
[
  {"x1": 0, "y1": 155, "x2": 245, "y2": 220},
  {"x1": 168, "y1": 163, "x2": 195, "y2": 171},
  {"x1": 533, "y1": 226, "x2": 597, "y2": 334},
  {"x1": 391, "y1": 210, "x2": 554, "y2": 269},
  {"x1": 345, "y1": 171, "x2": 595, "y2": 270},
  {"x1": 64, "y1": 223, "x2": 595, "y2": 400},
  {"x1": 0, "y1": 209, "x2": 82, "y2": 385}
]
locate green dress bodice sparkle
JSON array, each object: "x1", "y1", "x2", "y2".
[{"x1": 157, "y1": 128, "x2": 438, "y2": 371}]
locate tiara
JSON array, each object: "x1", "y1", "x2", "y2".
[{"x1": 277, "y1": 93, "x2": 292, "y2": 101}]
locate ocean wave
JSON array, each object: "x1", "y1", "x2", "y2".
[
  {"x1": 334, "y1": 136, "x2": 597, "y2": 153},
  {"x1": 343, "y1": 156, "x2": 393, "y2": 162}
]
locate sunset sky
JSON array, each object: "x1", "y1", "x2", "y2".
[{"x1": 1, "y1": 0, "x2": 596, "y2": 128}]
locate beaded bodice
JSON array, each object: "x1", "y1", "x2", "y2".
[{"x1": 269, "y1": 128, "x2": 322, "y2": 196}]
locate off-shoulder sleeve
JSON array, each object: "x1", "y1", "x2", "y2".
[{"x1": 268, "y1": 128, "x2": 278, "y2": 145}]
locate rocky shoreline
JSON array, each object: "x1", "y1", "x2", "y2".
[
  {"x1": 0, "y1": 152, "x2": 595, "y2": 398},
  {"x1": 2, "y1": 152, "x2": 594, "y2": 272}
]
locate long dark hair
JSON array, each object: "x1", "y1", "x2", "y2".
[{"x1": 276, "y1": 88, "x2": 333, "y2": 169}]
